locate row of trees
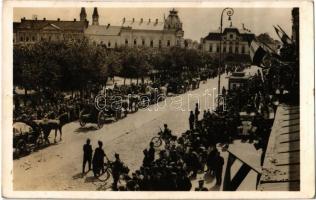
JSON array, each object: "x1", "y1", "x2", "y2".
[{"x1": 14, "y1": 39, "x2": 217, "y2": 95}]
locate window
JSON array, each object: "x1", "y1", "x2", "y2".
[
  {"x1": 167, "y1": 40, "x2": 170, "y2": 47},
  {"x1": 230, "y1": 34, "x2": 233, "y2": 39},
  {"x1": 26, "y1": 37, "x2": 29, "y2": 42},
  {"x1": 209, "y1": 45, "x2": 212, "y2": 52},
  {"x1": 150, "y1": 40, "x2": 153, "y2": 47},
  {"x1": 216, "y1": 45, "x2": 220, "y2": 53},
  {"x1": 229, "y1": 42, "x2": 233, "y2": 53},
  {"x1": 134, "y1": 39, "x2": 137, "y2": 46},
  {"x1": 142, "y1": 39, "x2": 145, "y2": 46},
  {"x1": 125, "y1": 39, "x2": 128, "y2": 45},
  {"x1": 115, "y1": 42, "x2": 118, "y2": 48},
  {"x1": 20, "y1": 37, "x2": 24, "y2": 41},
  {"x1": 108, "y1": 42, "x2": 111, "y2": 47},
  {"x1": 48, "y1": 36, "x2": 51, "y2": 41},
  {"x1": 159, "y1": 40, "x2": 162, "y2": 48},
  {"x1": 223, "y1": 46, "x2": 226, "y2": 53},
  {"x1": 32, "y1": 36, "x2": 35, "y2": 41},
  {"x1": 235, "y1": 46, "x2": 239, "y2": 53},
  {"x1": 242, "y1": 46, "x2": 245, "y2": 54}
]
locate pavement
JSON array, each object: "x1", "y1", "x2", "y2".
[{"x1": 13, "y1": 66, "x2": 259, "y2": 191}]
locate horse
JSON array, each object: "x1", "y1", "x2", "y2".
[{"x1": 33, "y1": 112, "x2": 69, "y2": 144}]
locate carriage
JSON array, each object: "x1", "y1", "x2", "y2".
[
  {"x1": 13, "y1": 122, "x2": 44, "y2": 156},
  {"x1": 79, "y1": 103, "x2": 107, "y2": 129}
]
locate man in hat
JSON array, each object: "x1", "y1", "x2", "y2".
[
  {"x1": 195, "y1": 180, "x2": 208, "y2": 191},
  {"x1": 82, "y1": 138, "x2": 93, "y2": 175}
]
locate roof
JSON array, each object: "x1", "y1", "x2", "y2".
[
  {"x1": 122, "y1": 20, "x2": 164, "y2": 31},
  {"x1": 16, "y1": 19, "x2": 88, "y2": 32},
  {"x1": 258, "y1": 105, "x2": 300, "y2": 191},
  {"x1": 202, "y1": 27, "x2": 255, "y2": 42},
  {"x1": 85, "y1": 25, "x2": 121, "y2": 36}
]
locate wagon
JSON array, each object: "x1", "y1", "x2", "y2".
[{"x1": 13, "y1": 122, "x2": 43, "y2": 156}]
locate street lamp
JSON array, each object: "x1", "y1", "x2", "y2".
[{"x1": 217, "y1": 8, "x2": 234, "y2": 107}]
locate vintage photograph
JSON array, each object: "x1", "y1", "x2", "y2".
[{"x1": 8, "y1": 4, "x2": 303, "y2": 194}]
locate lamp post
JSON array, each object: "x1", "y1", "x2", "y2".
[{"x1": 217, "y1": 8, "x2": 234, "y2": 107}]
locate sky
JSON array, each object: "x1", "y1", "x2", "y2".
[{"x1": 14, "y1": 7, "x2": 293, "y2": 41}]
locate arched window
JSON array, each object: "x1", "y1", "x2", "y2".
[
  {"x1": 20, "y1": 36, "x2": 24, "y2": 41},
  {"x1": 108, "y1": 42, "x2": 111, "y2": 47},
  {"x1": 125, "y1": 39, "x2": 128, "y2": 45},
  {"x1": 134, "y1": 39, "x2": 137, "y2": 46},
  {"x1": 26, "y1": 37, "x2": 29, "y2": 42},
  {"x1": 150, "y1": 40, "x2": 153, "y2": 47},
  {"x1": 142, "y1": 39, "x2": 145, "y2": 46},
  {"x1": 167, "y1": 40, "x2": 170, "y2": 47}
]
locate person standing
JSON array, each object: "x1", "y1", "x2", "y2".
[
  {"x1": 92, "y1": 141, "x2": 106, "y2": 177},
  {"x1": 112, "y1": 153, "x2": 124, "y2": 191},
  {"x1": 214, "y1": 151, "x2": 224, "y2": 186},
  {"x1": 189, "y1": 111, "x2": 195, "y2": 130},
  {"x1": 147, "y1": 142, "x2": 155, "y2": 164},
  {"x1": 82, "y1": 138, "x2": 93, "y2": 175},
  {"x1": 194, "y1": 103, "x2": 200, "y2": 122}
]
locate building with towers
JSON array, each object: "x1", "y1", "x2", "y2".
[
  {"x1": 13, "y1": 7, "x2": 185, "y2": 48},
  {"x1": 84, "y1": 7, "x2": 184, "y2": 48}
]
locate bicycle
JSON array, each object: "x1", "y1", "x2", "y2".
[{"x1": 150, "y1": 129, "x2": 177, "y2": 148}]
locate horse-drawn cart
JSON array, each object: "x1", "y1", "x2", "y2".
[{"x1": 13, "y1": 122, "x2": 43, "y2": 157}]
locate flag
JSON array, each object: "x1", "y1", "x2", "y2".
[{"x1": 274, "y1": 25, "x2": 292, "y2": 45}]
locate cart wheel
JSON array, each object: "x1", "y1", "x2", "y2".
[
  {"x1": 151, "y1": 136, "x2": 162, "y2": 147},
  {"x1": 97, "y1": 112, "x2": 105, "y2": 129},
  {"x1": 36, "y1": 134, "x2": 44, "y2": 147},
  {"x1": 97, "y1": 165, "x2": 111, "y2": 182}
]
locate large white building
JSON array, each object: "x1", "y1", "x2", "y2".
[{"x1": 84, "y1": 8, "x2": 184, "y2": 48}]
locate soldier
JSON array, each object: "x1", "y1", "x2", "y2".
[
  {"x1": 82, "y1": 138, "x2": 93, "y2": 175},
  {"x1": 189, "y1": 111, "x2": 195, "y2": 130}
]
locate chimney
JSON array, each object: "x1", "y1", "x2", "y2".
[
  {"x1": 74, "y1": 18, "x2": 76, "y2": 22},
  {"x1": 57, "y1": 18, "x2": 60, "y2": 21},
  {"x1": 43, "y1": 17, "x2": 46, "y2": 21},
  {"x1": 140, "y1": 18, "x2": 143, "y2": 23}
]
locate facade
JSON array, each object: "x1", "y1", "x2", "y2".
[
  {"x1": 84, "y1": 8, "x2": 184, "y2": 48},
  {"x1": 201, "y1": 25, "x2": 255, "y2": 63},
  {"x1": 13, "y1": 8, "x2": 89, "y2": 44},
  {"x1": 13, "y1": 18, "x2": 89, "y2": 44}
]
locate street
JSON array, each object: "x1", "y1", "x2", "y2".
[{"x1": 13, "y1": 67, "x2": 258, "y2": 191}]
